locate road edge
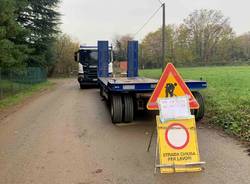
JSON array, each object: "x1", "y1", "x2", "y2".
[{"x1": 0, "y1": 80, "x2": 56, "y2": 121}]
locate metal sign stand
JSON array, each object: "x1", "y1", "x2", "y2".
[
  {"x1": 154, "y1": 132, "x2": 159, "y2": 174},
  {"x1": 147, "y1": 126, "x2": 155, "y2": 152}
]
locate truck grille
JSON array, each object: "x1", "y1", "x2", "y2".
[{"x1": 83, "y1": 68, "x2": 97, "y2": 80}]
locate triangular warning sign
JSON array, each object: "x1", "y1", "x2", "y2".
[{"x1": 147, "y1": 63, "x2": 199, "y2": 110}]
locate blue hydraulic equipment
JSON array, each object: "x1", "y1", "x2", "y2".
[
  {"x1": 127, "y1": 41, "x2": 139, "y2": 77},
  {"x1": 97, "y1": 41, "x2": 109, "y2": 78}
]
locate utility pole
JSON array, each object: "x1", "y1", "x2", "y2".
[{"x1": 162, "y1": 3, "x2": 165, "y2": 72}]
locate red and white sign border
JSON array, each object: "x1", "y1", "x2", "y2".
[{"x1": 165, "y1": 123, "x2": 190, "y2": 150}]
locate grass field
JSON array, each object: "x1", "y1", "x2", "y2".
[
  {"x1": 140, "y1": 66, "x2": 250, "y2": 141},
  {"x1": 0, "y1": 81, "x2": 53, "y2": 109},
  {"x1": 0, "y1": 80, "x2": 31, "y2": 99}
]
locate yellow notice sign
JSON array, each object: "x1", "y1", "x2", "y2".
[{"x1": 156, "y1": 116, "x2": 203, "y2": 173}]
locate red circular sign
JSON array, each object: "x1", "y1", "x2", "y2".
[{"x1": 165, "y1": 123, "x2": 189, "y2": 150}]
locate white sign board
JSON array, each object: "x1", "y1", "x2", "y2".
[{"x1": 158, "y1": 96, "x2": 192, "y2": 122}]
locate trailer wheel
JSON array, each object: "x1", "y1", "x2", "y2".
[
  {"x1": 110, "y1": 95, "x2": 123, "y2": 124},
  {"x1": 80, "y1": 84, "x2": 85, "y2": 89},
  {"x1": 123, "y1": 95, "x2": 134, "y2": 122},
  {"x1": 192, "y1": 91, "x2": 205, "y2": 121},
  {"x1": 100, "y1": 87, "x2": 104, "y2": 97}
]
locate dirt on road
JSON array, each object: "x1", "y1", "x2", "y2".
[{"x1": 0, "y1": 79, "x2": 249, "y2": 184}]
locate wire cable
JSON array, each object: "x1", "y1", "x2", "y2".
[
  {"x1": 133, "y1": 5, "x2": 162, "y2": 37},
  {"x1": 158, "y1": 0, "x2": 163, "y2": 4}
]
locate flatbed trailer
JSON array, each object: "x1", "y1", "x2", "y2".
[
  {"x1": 96, "y1": 40, "x2": 207, "y2": 124},
  {"x1": 98, "y1": 77, "x2": 207, "y2": 123}
]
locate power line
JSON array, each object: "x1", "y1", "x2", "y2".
[
  {"x1": 133, "y1": 5, "x2": 162, "y2": 37},
  {"x1": 158, "y1": 0, "x2": 163, "y2": 5}
]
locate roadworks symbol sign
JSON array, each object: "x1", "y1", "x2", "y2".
[
  {"x1": 147, "y1": 63, "x2": 199, "y2": 110},
  {"x1": 156, "y1": 116, "x2": 202, "y2": 173}
]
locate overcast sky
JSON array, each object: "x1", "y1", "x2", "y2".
[{"x1": 59, "y1": 0, "x2": 250, "y2": 45}]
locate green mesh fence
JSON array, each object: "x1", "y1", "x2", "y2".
[{"x1": 0, "y1": 67, "x2": 47, "y2": 100}]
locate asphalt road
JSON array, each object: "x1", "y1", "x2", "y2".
[{"x1": 0, "y1": 79, "x2": 249, "y2": 184}]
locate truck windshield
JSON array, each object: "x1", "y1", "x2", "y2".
[{"x1": 79, "y1": 50, "x2": 98, "y2": 65}]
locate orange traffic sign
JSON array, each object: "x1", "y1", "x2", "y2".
[{"x1": 147, "y1": 63, "x2": 199, "y2": 110}]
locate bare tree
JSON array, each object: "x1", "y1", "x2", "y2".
[
  {"x1": 112, "y1": 34, "x2": 133, "y2": 61},
  {"x1": 184, "y1": 9, "x2": 233, "y2": 63},
  {"x1": 52, "y1": 34, "x2": 79, "y2": 76},
  {"x1": 236, "y1": 32, "x2": 250, "y2": 60}
]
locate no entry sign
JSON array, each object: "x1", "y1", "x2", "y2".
[
  {"x1": 156, "y1": 116, "x2": 202, "y2": 173},
  {"x1": 165, "y1": 123, "x2": 190, "y2": 150}
]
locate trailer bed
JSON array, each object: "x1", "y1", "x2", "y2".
[
  {"x1": 98, "y1": 77, "x2": 207, "y2": 93},
  {"x1": 98, "y1": 77, "x2": 158, "y2": 93}
]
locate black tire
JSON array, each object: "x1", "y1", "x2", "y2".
[
  {"x1": 110, "y1": 95, "x2": 123, "y2": 124},
  {"x1": 80, "y1": 84, "x2": 85, "y2": 89},
  {"x1": 192, "y1": 91, "x2": 205, "y2": 121},
  {"x1": 123, "y1": 95, "x2": 134, "y2": 122}
]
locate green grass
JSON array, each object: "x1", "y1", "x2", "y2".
[
  {"x1": 140, "y1": 66, "x2": 250, "y2": 141},
  {"x1": 0, "y1": 80, "x2": 31, "y2": 92},
  {"x1": 0, "y1": 81, "x2": 54, "y2": 109}
]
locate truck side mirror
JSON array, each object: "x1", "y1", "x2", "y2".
[{"x1": 74, "y1": 52, "x2": 78, "y2": 62}]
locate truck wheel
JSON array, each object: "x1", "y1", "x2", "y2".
[
  {"x1": 80, "y1": 84, "x2": 85, "y2": 89},
  {"x1": 192, "y1": 91, "x2": 205, "y2": 121},
  {"x1": 111, "y1": 95, "x2": 123, "y2": 124},
  {"x1": 123, "y1": 95, "x2": 134, "y2": 122}
]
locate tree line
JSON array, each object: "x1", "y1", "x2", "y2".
[
  {"x1": 114, "y1": 9, "x2": 250, "y2": 68},
  {"x1": 0, "y1": 0, "x2": 60, "y2": 72},
  {"x1": 2, "y1": 3, "x2": 250, "y2": 74}
]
